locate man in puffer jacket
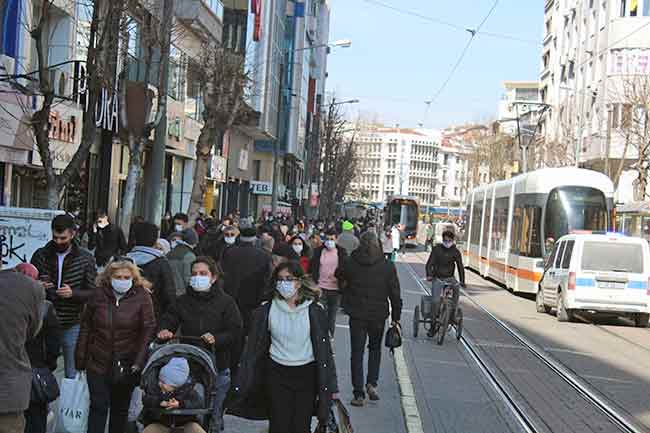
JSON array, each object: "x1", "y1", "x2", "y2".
[{"x1": 127, "y1": 222, "x2": 176, "y2": 320}]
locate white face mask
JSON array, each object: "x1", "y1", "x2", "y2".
[
  {"x1": 276, "y1": 280, "x2": 298, "y2": 299},
  {"x1": 111, "y1": 278, "x2": 133, "y2": 294},
  {"x1": 171, "y1": 240, "x2": 179, "y2": 250},
  {"x1": 324, "y1": 240, "x2": 336, "y2": 250},
  {"x1": 175, "y1": 224, "x2": 184, "y2": 232},
  {"x1": 97, "y1": 220, "x2": 109, "y2": 229},
  {"x1": 190, "y1": 275, "x2": 212, "y2": 292},
  {"x1": 224, "y1": 236, "x2": 236, "y2": 245},
  {"x1": 292, "y1": 244, "x2": 303, "y2": 255}
]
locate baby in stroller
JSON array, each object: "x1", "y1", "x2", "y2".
[{"x1": 141, "y1": 357, "x2": 206, "y2": 433}]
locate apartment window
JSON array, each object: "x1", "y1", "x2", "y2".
[
  {"x1": 441, "y1": 186, "x2": 446, "y2": 197},
  {"x1": 168, "y1": 45, "x2": 184, "y2": 101},
  {"x1": 443, "y1": 153, "x2": 449, "y2": 165},
  {"x1": 185, "y1": 61, "x2": 204, "y2": 121}
]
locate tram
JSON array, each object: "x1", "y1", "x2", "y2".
[
  {"x1": 385, "y1": 196, "x2": 420, "y2": 245},
  {"x1": 463, "y1": 168, "x2": 614, "y2": 294}
]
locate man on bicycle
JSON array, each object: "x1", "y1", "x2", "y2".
[{"x1": 425, "y1": 230, "x2": 465, "y2": 328}]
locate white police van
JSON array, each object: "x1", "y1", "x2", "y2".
[{"x1": 536, "y1": 232, "x2": 650, "y2": 327}]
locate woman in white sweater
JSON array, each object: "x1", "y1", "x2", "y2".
[{"x1": 228, "y1": 261, "x2": 338, "y2": 433}]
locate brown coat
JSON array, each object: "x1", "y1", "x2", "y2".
[{"x1": 75, "y1": 285, "x2": 156, "y2": 375}]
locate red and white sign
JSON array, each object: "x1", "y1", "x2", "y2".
[{"x1": 252, "y1": 0, "x2": 262, "y2": 41}]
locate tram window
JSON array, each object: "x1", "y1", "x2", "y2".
[
  {"x1": 545, "y1": 186, "x2": 608, "y2": 240},
  {"x1": 483, "y1": 199, "x2": 492, "y2": 245},
  {"x1": 510, "y1": 207, "x2": 522, "y2": 255},
  {"x1": 561, "y1": 240, "x2": 574, "y2": 269},
  {"x1": 492, "y1": 198, "x2": 509, "y2": 254},
  {"x1": 520, "y1": 206, "x2": 542, "y2": 258},
  {"x1": 554, "y1": 241, "x2": 566, "y2": 268},
  {"x1": 471, "y1": 202, "x2": 482, "y2": 244}
]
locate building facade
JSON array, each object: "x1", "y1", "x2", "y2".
[
  {"x1": 540, "y1": 0, "x2": 650, "y2": 201},
  {"x1": 349, "y1": 126, "x2": 439, "y2": 209}
]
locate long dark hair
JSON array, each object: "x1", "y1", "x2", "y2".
[
  {"x1": 289, "y1": 234, "x2": 311, "y2": 258},
  {"x1": 269, "y1": 261, "x2": 320, "y2": 304}
]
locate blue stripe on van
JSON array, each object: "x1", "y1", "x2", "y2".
[
  {"x1": 576, "y1": 278, "x2": 595, "y2": 287},
  {"x1": 627, "y1": 281, "x2": 646, "y2": 290}
]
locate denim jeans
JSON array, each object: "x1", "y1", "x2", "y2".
[
  {"x1": 212, "y1": 369, "x2": 230, "y2": 431},
  {"x1": 61, "y1": 324, "x2": 81, "y2": 378},
  {"x1": 349, "y1": 318, "x2": 385, "y2": 398},
  {"x1": 320, "y1": 289, "x2": 342, "y2": 337}
]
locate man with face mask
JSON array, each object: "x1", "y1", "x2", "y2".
[
  {"x1": 31, "y1": 214, "x2": 97, "y2": 378},
  {"x1": 88, "y1": 211, "x2": 127, "y2": 268},
  {"x1": 425, "y1": 230, "x2": 464, "y2": 333}
]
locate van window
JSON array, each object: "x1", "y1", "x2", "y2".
[
  {"x1": 581, "y1": 242, "x2": 644, "y2": 273},
  {"x1": 554, "y1": 242, "x2": 566, "y2": 268},
  {"x1": 561, "y1": 240, "x2": 575, "y2": 269},
  {"x1": 545, "y1": 243, "x2": 559, "y2": 271}
]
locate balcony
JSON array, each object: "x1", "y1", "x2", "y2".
[{"x1": 175, "y1": 0, "x2": 224, "y2": 41}]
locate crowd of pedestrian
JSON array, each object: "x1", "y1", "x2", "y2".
[{"x1": 0, "y1": 210, "x2": 403, "y2": 433}]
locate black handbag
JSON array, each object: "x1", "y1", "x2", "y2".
[
  {"x1": 384, "y1": 323, "x2": 402, "y2": 354},
  {"x1": 108, "y1": 300, "x2": 135, "y2": 386},
  {"x1": 31, "y1": 367, "x2": 60, "y2": 403}
]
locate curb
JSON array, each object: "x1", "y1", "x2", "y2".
[{"x1": 393, "y1": 345, "x2": 425, "y2": 433}]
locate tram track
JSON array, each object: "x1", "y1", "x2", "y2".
[{"x1": 402, "y1": 256, "x2": 647, "y2": 433}]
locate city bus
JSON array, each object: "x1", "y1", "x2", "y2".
[
  {"x1": 385, "y1": 196, "x2": 420, "y2": 246},
  {"x1": 463, "y1": 168, "x2": 615, "y2": 294}
]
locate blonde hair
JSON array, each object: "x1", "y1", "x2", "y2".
[{"x1": 97, "y1": 259, "x2": 152, "y2": 291}]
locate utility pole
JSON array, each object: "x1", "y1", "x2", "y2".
[{"x1": 145, "y1": 0, "x2": 173, "y2": 224}]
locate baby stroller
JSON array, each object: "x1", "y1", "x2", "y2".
[{"x1": 140, "y1": 337, "x2": 219, "y2": 433}]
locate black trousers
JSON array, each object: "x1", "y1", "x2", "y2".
[
  {"x1": 267, "y1": 360, "x2": 317, "y2": 433},
  {"x1": 87, "y1": 373, "x2": 136, "y2": 433},
  {"x1": 24, "y1": 401, "x2": 47, "y2": 433},
  {"x1": 349, "y1": 318, "x2": 385, "y2": 398},
  {"x1": 320, "y1": 289, "x2": 342, "y2": 337}
]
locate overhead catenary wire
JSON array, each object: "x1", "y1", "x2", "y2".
[{"x1": 359, "y1": 0, "x2": 537, "y2": 45}]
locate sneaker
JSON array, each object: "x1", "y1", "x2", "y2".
[
  {"x1": 366, "y1": 384, "x2": 380, "y2": 401},
  {"x1": 351, "y1": 395, "x2": 366, "y2": 407}
]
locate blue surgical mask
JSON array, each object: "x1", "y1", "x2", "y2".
[
  {"x1": 276, "y1": 280, "x2": 298, "y2": 299},
  {"x1": 111, "y1": 278, "x2": 133, "y2": 294},
  {"x1": 190, "y1": 275, "x2": 212, "y2": 292},
  {"x1": 224, "y1": 236, "x2": 236, "y2": 245},
  {"x1": 324, "y1": 240, "x2": 336, "y2": 250},
  {"x1": 443, "y1": 240, "x2": 454, "y2": 248}
]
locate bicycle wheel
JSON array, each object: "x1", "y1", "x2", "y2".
[
  {"x1": 455, "y1": 308, "x2": 463, "y2": 341},
  {"x1": 437, "y1": 302, "x2": 450, "y2": 345},
  {"x1": 413, "y1": 305, "x2": 420, "y2": 338}
]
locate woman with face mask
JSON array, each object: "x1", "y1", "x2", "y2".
[
  {"x1": 75, "y1": 258, "x2": 156, "y2": 433},
  {"x1": 228, "y1": 262, "x2": 338, "y2": 433},
  {"x1": 287, "y1": 235, "x2": 311, "y2": 273},
  {"x1": 157, "y1": 257, "x2": 242, "y2": 431}
]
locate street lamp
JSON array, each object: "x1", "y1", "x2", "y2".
[{"x1": 293, "y1": 39, "x2": 353, "y2": 52}]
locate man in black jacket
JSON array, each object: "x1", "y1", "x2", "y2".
[
  {"x1": 127, "y1": 222, "x2": 176, "y2": 321},
  {"x1": 31, "y1": 214, "x2": 96, "y2": 378},
  {"x1": 337, "y1": 231, "x2": 401, "y2": 407},
  {"x1": 88, "y1": 211, "x2": 127, "y2": 267},
  {"x1": 425, "y1": 230, "x2": 465, "y2": 329}
]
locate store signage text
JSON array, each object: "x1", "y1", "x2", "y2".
[
  {"x1": 73, "y1": 61, "x2": 119, "y2": 133},
  {"x1": 250, "y1": 181, "x2": 272, "y2": 195},
  {"x1": 48, "y1": 111, "x2": 77, "y2": 143}
]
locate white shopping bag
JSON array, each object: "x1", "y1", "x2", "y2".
[{"x1": 55, "y1": 372, "x2": 90, "y2": 433}]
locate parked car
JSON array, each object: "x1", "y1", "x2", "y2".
[{"x1": 537, "y1": 232, "x2": 650, "y2": 327}]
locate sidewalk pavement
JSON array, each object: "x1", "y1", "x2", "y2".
[{"x1": 224, "y1": 313, "x2": 408, "y2": 433}]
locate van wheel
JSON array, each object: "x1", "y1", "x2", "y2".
[
  {"x1": 536, "y1": 288, "x2": 551, "y2": 314},
  {"x1": 556, "y1": 293, "x2": 574, "y2": 322},
  {"x1": 634, "y1": 313, "x2": 649, "y2": 328}
]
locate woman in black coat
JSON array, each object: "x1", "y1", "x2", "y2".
[{"x1": 228, "y1": 261, "x2": 338, "y2": 433}]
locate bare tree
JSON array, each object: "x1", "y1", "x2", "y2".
[
  {"x1": 319, "y1": 99, "x2": 359, "y2": 220},
  {"x1": 186, "y1": 43, "x2": 252, "y2": 221},
  {"x1": 5, "y1": 0, "x2": 126, "y2": 208},
  {"x1": 116, "y1": 0, "x2": 173, "y2": 234}
]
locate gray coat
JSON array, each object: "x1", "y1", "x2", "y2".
[
  {"x1": 0, "y1": 270, "x2": 44, "y2": 413},
  {"x1": 167, "y1": 244, "x2": 196, "y2": 296},
  {"x1": 336, "y1": 231, "x2": 360, "y2": 255}
]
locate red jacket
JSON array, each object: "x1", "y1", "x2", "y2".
[{"x1": 76, "y1": 285, "x2": 156, "y2": 375}]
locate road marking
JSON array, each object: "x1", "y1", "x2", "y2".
[
  {"x1": 393, "y1": 346, "x2": 425, "y2": 433},
  {"x1": 335, "y1": 324, "x2": 350, "y2": 329}
]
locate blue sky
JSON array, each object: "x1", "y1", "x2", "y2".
[{"x1": 326, "y1": 0, "x2": 544, "y2": 129}]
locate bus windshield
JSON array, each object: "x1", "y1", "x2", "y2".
[
  {"x1": 544, "y1": 186, "x2": 608, "y2": 242},
  {"x1": 389, "y1": 201, "x2": 418, "y2": 230}
]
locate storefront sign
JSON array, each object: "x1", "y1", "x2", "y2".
[
  {"x1": 250, "y1": 180, "x2": 272, "y2": 195},
  {"x1": 211, "y1": 154, "x2": 227, "y2": 182},
  {"x1": 238, "y1": 149, "x2": 249, "y2": 170},
  {"x1": 0, "y1": 206, "x2": 64, "y2": 268},
  {"x1": 73, "y1": 61, "x2": 119, "y2": 133},
  {"x1": 32, "y1": 107, "x2": 82, "y2": 170}
]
